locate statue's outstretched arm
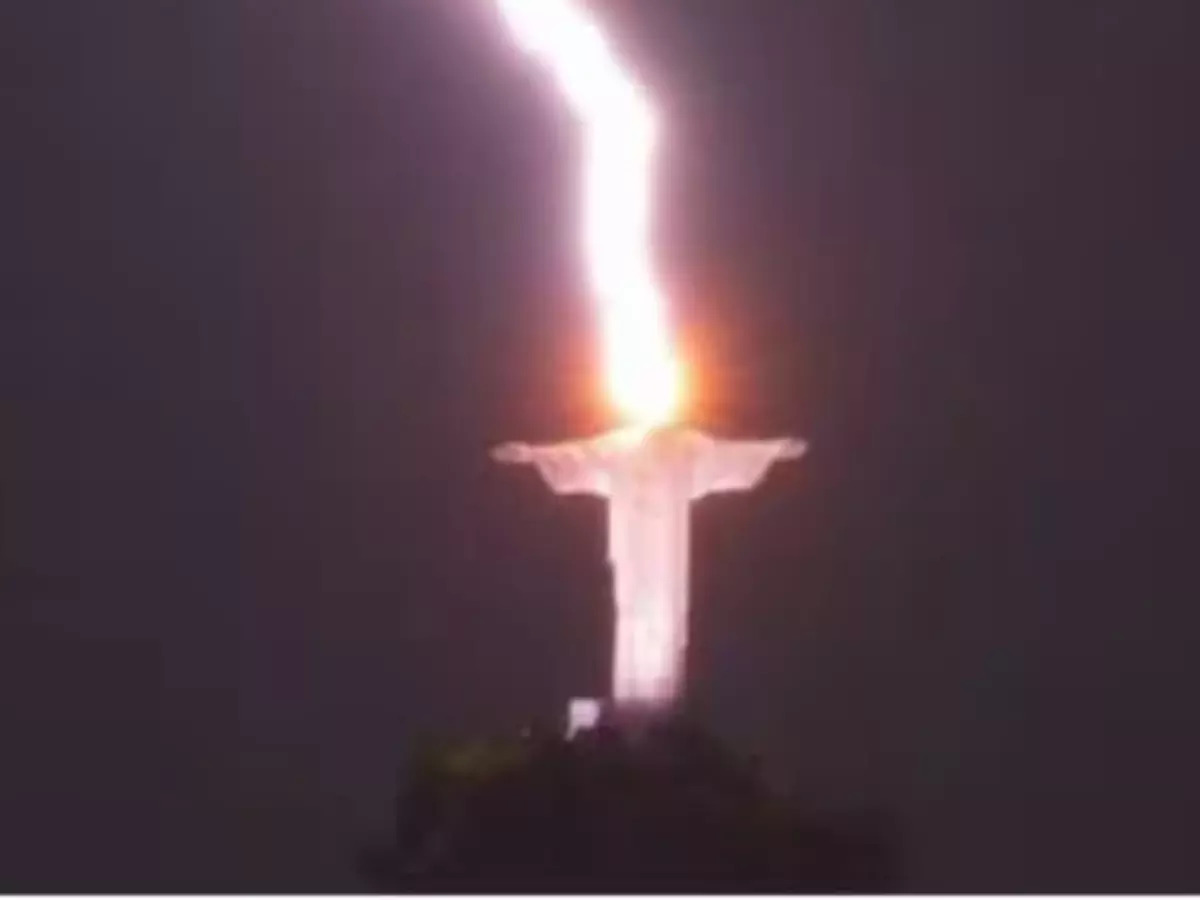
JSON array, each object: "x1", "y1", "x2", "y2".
[
  {"x1": 492, "y1": 438, "x2": 612, "y2": 496},
  {"x1": 695, "y1": 437, "x2": 806, "y2": 497}
]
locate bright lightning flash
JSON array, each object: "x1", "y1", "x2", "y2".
[{"x1": 496, "y1": 0, "x2": 682, "y2": 428}]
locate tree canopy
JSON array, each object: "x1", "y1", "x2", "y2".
[{"x1": 361, "y1": 717, "x2": 899, "y2": 892}]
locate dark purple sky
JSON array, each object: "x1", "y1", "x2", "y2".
[{"x1": 3, "y1": 0, "x2": 1198, "y2": 890}]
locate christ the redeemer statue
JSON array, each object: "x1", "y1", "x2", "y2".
[{"x1": 493, "y1": 425, "x2": 805, "y2": 716}]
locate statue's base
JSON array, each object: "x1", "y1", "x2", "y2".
[{"x1": 565, "y1": 696, "x2": 683, "y2": 740}]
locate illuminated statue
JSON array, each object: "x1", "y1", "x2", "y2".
[{"x1": 494, "y1": 427, "x2": 805, "y2": 713}]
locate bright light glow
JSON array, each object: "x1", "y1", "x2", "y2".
[
  {"x1": 496, "y1": 0, "x2": 680, "y2": 426},
  {"x1": 567, "y1": 697, "x2": 602, "y2": 738}
]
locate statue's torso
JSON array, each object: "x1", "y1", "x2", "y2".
[{"x1": 603, "y1": 428, "x2": 705, "y2": 613}]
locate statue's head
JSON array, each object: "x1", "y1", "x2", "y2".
[{"x1": 641, "y1": 422, "x2": 679, "y2": 448}]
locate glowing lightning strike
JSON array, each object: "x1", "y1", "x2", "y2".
[
  {"x1": 492, "y1": 0, "x2": 807, "y2": 722},
  {"x1": 496, "y1": 0, "x2": 679, "y2": 427}
]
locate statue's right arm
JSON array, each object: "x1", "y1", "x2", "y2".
[
  {"x1": 491, "y1": 439, "x2": 611, "y2": 496},
  {"x1": 491, "y1": 442, "x2": 534, "y2": 464}
]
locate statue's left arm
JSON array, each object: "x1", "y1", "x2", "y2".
[{"x1": 693, "y1": 437, "x2": 807, "y2": 497}]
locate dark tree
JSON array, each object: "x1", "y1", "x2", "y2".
[{"x1": 361, "y1": 718, "x2": 901, "y2": 892}]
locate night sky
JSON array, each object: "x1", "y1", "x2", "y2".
[{"x1": 3, "y1": 0, "x2": 1199, "y2": 890}]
